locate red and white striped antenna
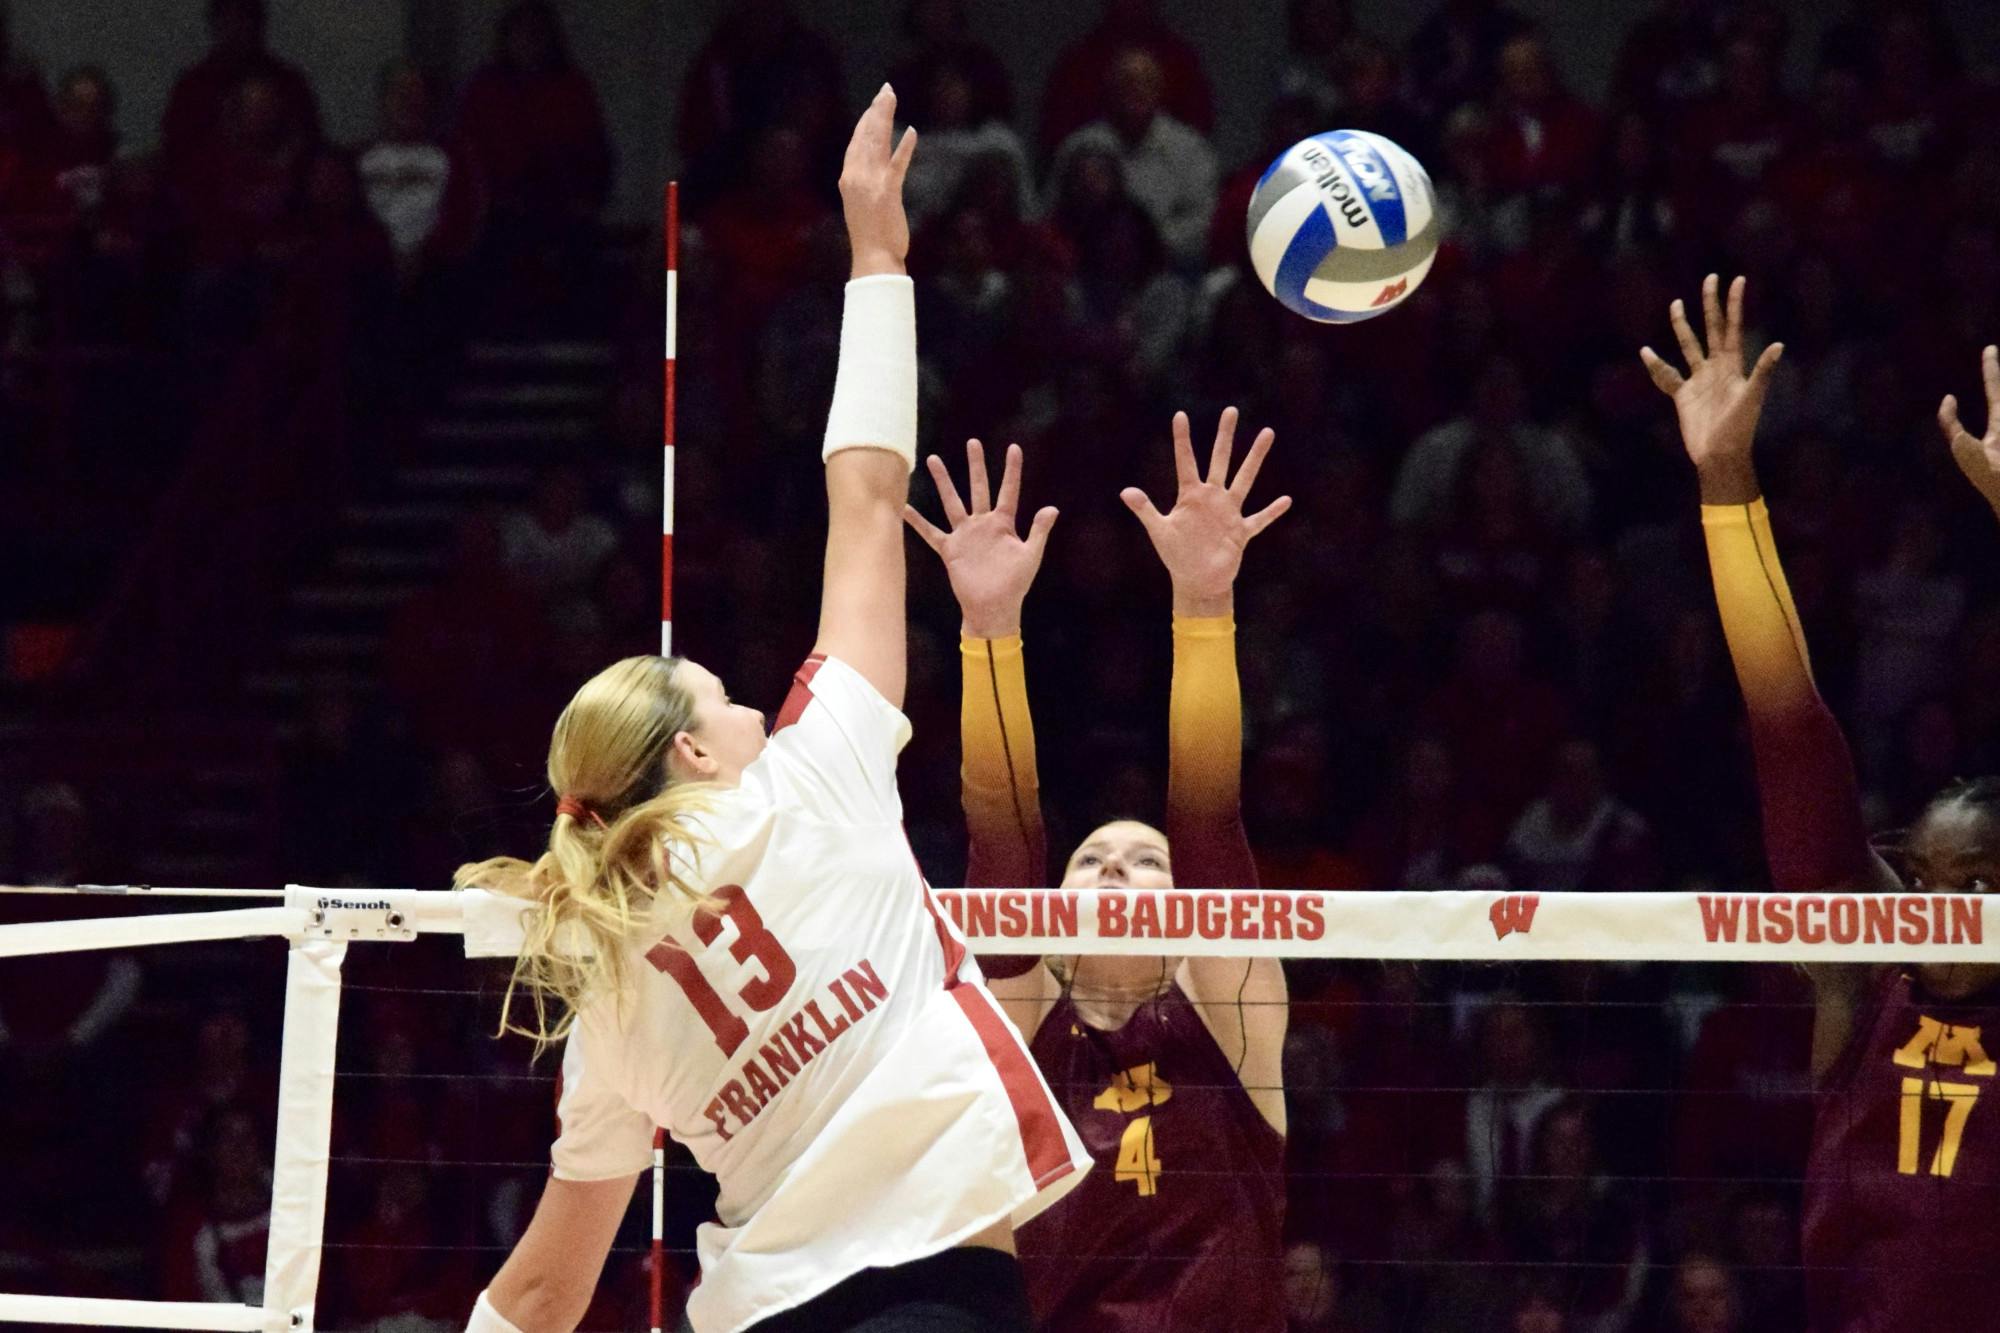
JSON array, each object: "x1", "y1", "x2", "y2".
[
  {"x1": 652, "y1": 178, "x2": 681, "y2": 1333},
  {"x1": 661, "y1": 180, "x2": 678, "y2": 658}
]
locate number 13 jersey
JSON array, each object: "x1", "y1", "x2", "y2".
[{"x1": 550, "y1": 654, "x2": 1090, "y2": 1333}]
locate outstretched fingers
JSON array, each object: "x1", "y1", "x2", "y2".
[
  {"x1": 1024, "y1": 505, "x2": 1059, "y2": 561},
  {"x1": 1700, "y1": 273, "x2": 1725, "y2": 361},
  {"x1": 1984, "y1": 344, "x2": 2000, "y2": 425},
  {"x1": 1171, "y1": 411, "x2": 1199, "y2": 491},
  {"x1": 1724, "y1": 275, "x2": 1747, "y2": 361},
  {"x1": 903, "y1": 504, "x2": 948, "y2": 552},
  {"x1": 1638, "y1": 346, "x2": 1684, "y2": 396},
  {"x1": 965, "y1": 437, "x2": 992, "y2": 514},
  {"x1": 1669, "y1": 299, "x2": 1704, "y2": 371},
  {"x1": 926, "y1": 452, "x2": 969, "y2": 527},
  {"x1": 1745, "y1": 341, "x2": 1785, "y2": 400},
  {"x1": 1121, "y1": 486, "x2": 1166, "y2": 536},
  {"x1": 1228, "y1": 427, "x2": 1278, "y2": 500},
  {"x1": 1245, "y1": 494, "x2": 1293, "y2": 538},
  {"x1": 1207, "y1": 406, "x2": 1240, "y2": 486},
  {"x1": 995, "y1": 442, "x2": 1025, "y2": 516}
]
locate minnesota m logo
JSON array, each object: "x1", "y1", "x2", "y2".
[{"x1": 1490, "y1": 894, "x2": 1541, "y2": 941}]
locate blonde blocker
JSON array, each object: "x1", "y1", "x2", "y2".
[{"x1": 454, "y1": 655, "x2": 719, "y2": 1050}]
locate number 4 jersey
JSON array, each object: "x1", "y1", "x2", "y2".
[
  {"x1": 551, "y1": 654, "x2": 1090, "y2": 1333},
  {"x1": 1802, "y1": 966, "x2": 2000, "y2": 1332}
]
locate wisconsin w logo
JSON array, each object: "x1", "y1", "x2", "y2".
[{"x1": 1490, "y1": 894, "x2": 1540, "y2": 940}]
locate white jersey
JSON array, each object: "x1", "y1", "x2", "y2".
[{"x1": 551, "y1": 653, "x2": 1090, "y2": 1333}]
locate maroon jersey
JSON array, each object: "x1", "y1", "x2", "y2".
[
  {"x1": 1802, "y1": 968, "x2": 2000, "y2": 1332},
  {"x1": 1018, "y1": 981, "x2": 1285, "y2": 1333}
]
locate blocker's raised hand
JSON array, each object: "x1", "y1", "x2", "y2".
[
  {"x1": 1640, "y1": 273, "x2": 1785, "y2": 473},
  {"x1": 1122, "y1": 408, "x2": 1291, "y2": 617},
  {"x1": 905, "y1": 440, "x2": 1059, "y2": 639},
  {"x1": 839, "y1": 83, "x2": 918, "y2": 278},
  {"x1": 1940, "y1": 346, "x2": 2000, "y2": 518}
]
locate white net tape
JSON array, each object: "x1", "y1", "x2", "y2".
[{"x1": 0, "y1": 885, "x2": 1990, "y2": 1330}]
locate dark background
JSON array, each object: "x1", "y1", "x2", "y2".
[{"x1": 3, "y1": 0, "x2": 2000, "y2": 1329}]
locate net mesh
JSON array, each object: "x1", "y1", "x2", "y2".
[{"x1": 2, "y1": 896, "x2": 1992, "y2": 1333}]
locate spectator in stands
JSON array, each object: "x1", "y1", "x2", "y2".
[
  {"x1": 1677, "y1": 25, "x2": 1796, "y2": 224},
  {"x1": 1276, "y1": 0, "x2": 1354, "y2": 123},
  {"x1": 3, "y1": 65, "x2": 117, "y2": 226},
  {"x1": 1333, "y1": 36, "x2": 1431, "y2": 158},
  {"x1": 359, "y1": 60, "x2": 482, "y2": 283},
  {"x1": 676, "y1": 0, "x2": 843, "y2": 212},
  {"x1": 1851, "y1": 499, "x2": 1966, "y2": 769},
  {"x1": 325, "y1": 1166, "x2": 471, "y2": 1332},
  {"x1": 1857, "y1": 5, "x2": 1958, "y2": 173},
  {"x1": 900, "y1": 57, "x2": 1032, "y2": 228},
  {"x1": 1351, "y1": 733, "x2": 1484, "y2": 891},
  {"x1": 1722, "y1": 1188, "x2": 1801, "y2": 1331},
  {"x1": 1049, "y1": 48, "x2": 1218, "y2": 271},
  {"x1": 1611, "y1": 0, "x2": 1724, "y2": 117},
  {"x1": 499, "y1": 464, "x2": 618, "y2": 602},
  {"x1": 457, "y1": 1, "x2": 612, "y2": 236},
  {"x1": 1576, "y1": 109, "x2": 1678, "y2": 262},
  {"x1": 1464, "y1": 997, "x2": 1563, "y2": 1223},
  {"x1": 1039, "y1": 0, "x2": 1213, "y2": 149},
  {"x1": 1393, "y1": 355, "x2": 1591, "y2": 536},
  {"x1": 1657, "y1": 1253, "x2": 1742, "y2": 1333},
  {"x1": 178, "y1": 69, "x2": 315, "y2": 277},
  {"x1": 1486, "y1": 29, "x2": 1599, "y2": 199},
  {"x1": 701, "y1": 121, "x2": 836, "y2": 329},
  {"x1": 1505, "y1": 738, "x2": 1658, "y2": 892},
  {"x1": 161, "y1": 1103, "x2": 271, "y2": 1305},
  {"x1": 889, "y1": 0, "x2": 1012, "y2": 127},
  {"x1": 0, "y1": 0, "x2": 51, "y2": 166},
  {"x1": 143, "y1": 1005, "x2": 262, "y2": 1209},
  {"x1": 162, "y1": 0, "x2": 320, "y2": 186},
  {"x1": 384, "y1": 513, "x2": 546, "y2": 773},
  {"x1": 1210, "y1": 94, "x2": 1320, "y2": 268},
  {"x1": 1430, "y1": 102, "x2": 1530, "y2": 265},
  {"x1": 1499, "y1": 1097, "x2": 1650, "y2": 1330},
  {"x1": 1070, "y1": 194, "x2": 1191, "y2": 388},
  {"x1": 1405, "y1": 0, "x2": 1527, "y2": 117},
  {"x1": 1281, "y1": 1238, "x2": 1386, "y2": 1332}
]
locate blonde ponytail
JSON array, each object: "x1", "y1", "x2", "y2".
[{"x1": 455, "y1": 655, "x2": 718, "y2": 1050}]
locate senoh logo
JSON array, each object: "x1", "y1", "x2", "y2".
[{"x1": 1490, "y1": 894, "x2": 1540, "y2": 941}]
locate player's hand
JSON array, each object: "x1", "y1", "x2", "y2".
[
  {"x1": 1122, "y1": 407, "x2": 1291, "y2": 618},
  {"x1": 1940, "y1": 346, "x2": 2000, "y2": 517},
  {"x1": 838, "y1": 84, "x2": 917, "y2": 279},
  {"x1": 905, "y1": 440, "x2": 1058, "y2": 639},
  {"x1": 1640, "y1": 274, "x2": 1783, "y2": 499}
]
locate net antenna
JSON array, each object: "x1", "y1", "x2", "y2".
[{"x1": 651, "y1": 177, "x2": 682, "y2": 1333}]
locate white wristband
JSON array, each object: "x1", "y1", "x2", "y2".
[
  {"x1": 468, "y1": 1289, "x2": 526, "y2": 1333},
  {"x1": 822, "y1": 273, "x2": 917, "y2": 468}
]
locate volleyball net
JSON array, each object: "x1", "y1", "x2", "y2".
[{"x1": 0, "y1": 885, "x2": 1989, "y2": 1332}]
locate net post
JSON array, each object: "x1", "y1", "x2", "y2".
[
  {"x1": 650, "y1": 1127, "x2": 667, "y2": 1333},
  {"x1": 662, "y1": 180, "x2": 678, "y2": 658},
  {"x1": 261, "y1": 936, "x2": 347, "y2": 1332}
]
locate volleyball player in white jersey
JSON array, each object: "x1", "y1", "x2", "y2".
[{"x1": 456, "y1": 87, "x2": 1089, "y2": 1333}]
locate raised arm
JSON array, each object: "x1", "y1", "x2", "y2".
[
  {"x1": 1939, "y1": 344, "x2": 2000, "y2": 521},
  {"x1": 812, "y1": 86, "x2": 919, "y2": 706},
  {"x1": 1641, "y1": 275, "x2": 1897, "y2": 1078},
  {"x1": 907, "y1": 442, "x2": 1061, "y2": 1022},
  {"x1": 1122, "y1": 407, "x2": 1292, "y2": 1133}
]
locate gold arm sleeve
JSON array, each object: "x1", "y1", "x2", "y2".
[
  {"x1": 961, "y1": 633, "x2": 1044, "y2": 886},
  {"x1": 1168, "y1": 614, "x2": 1241, "y2": 818},
  {"x1": 1701, "y1": 499, "x2": 1816, "y2": 716}
]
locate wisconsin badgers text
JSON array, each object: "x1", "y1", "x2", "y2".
[
  {"x1": 933, "y1": 890, "x2": 1326, "y2": 942},
  {"x1": 1698, "y1": 894, "x2": 1984, "y2": 946}
]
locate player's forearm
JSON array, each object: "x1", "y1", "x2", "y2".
[
  {"x1": 1166, "y1": 614, "x2": 1257, "y2": 889},
  {"x1": 1701, "y1": 498, "x2": 1872, "y2": 891},
  {"x1": 962, "y1": 632, "x2": 1047, "y2": 888}
]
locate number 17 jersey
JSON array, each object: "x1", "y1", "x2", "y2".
[
  {"x1": 1802, "y1": 967, "x2": 2000, "y2": 1332},
  {"x1": 549, "y1": 654, "x2": 1090, "y2": 1333}
]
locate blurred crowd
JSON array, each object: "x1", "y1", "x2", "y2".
[{"x1": 5, "y1": 0, "x2": 2000, "y2": 1329}]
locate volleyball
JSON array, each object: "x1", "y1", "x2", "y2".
[{"x1": 1245, "y1": 129, "x2": 1439, "y2": 324}]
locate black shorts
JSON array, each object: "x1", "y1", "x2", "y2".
[{"x1": 733, "y1": 1245, "x2": 1032, "y2": 1333}]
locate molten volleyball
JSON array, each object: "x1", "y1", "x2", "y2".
[{"x1": 1245, "y1": 129, "x2": 1439, "y2": 324}]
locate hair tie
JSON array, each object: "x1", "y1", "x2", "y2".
[{"x1": 555, "y1": 795, "x2": 608, "y2": 829}]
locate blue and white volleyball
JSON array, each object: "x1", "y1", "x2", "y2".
[{"x1": 1245, "y1": 129, "x2": 1439, "y2": 324}]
